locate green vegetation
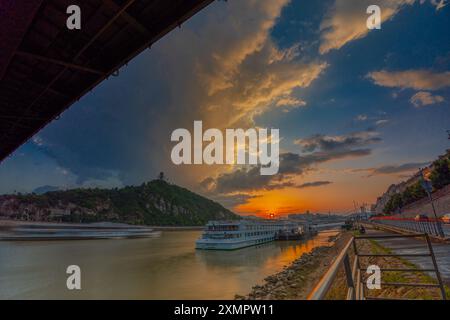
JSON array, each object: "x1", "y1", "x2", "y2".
[
  {"x1": 430, "y1": 156, "x2": 450, "y2": 190},
  {"x1": 383, "y1": 181, "x2": 426, "y2": 214},
  {"x1": 14, "y1": 180, "x2": 240, "y2": 226},
  {"x1": 383, "y1": 152, "x2": 450, "y2": 215}
]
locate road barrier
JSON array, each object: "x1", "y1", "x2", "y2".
[{"x1": 307, "y1": 233, "x2": 446, "y2": 300}]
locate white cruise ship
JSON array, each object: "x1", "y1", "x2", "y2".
[{"x1": 195, "y1": 219, "x2": 302, "y2": 250}]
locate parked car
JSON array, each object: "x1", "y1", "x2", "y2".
[
  {"x1": 441, "y1": 214, "x2": 450, "y2": 224},
  {"x1": 414, "y1": 214, "x2": 429, "y2": 221}
]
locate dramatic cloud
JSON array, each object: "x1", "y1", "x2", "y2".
[
  {"x1": 430, "y1": 0, "x2": 448, "y2": 10},
  {"x1": 410, "y1": 91, "x2": 445, "y2": 107},
  {"x1": 367, "y1": 70, "x2": 450, "y2": 90},
  {"x1": 203, "y1": 146, "x2": 374, "y2": 194},
  {"x1": 202, "y1": 129, "x2": 381, "y2": 195},
  {"x1": 202, "y1": 42, "x2": 327, "y2": 127},
  {"x1": 319, "y1": 0, "x2": 415, "y2": 54},
  {"x1": 319, "y1": 0, "x2": 446, "y2": 54},
  {"x1": 201, "y1": 153, "x2": 299, "y2": 194},
  {"x1": 209, "y1": 193, "x2": 262, "y2": 208},
  {"x1": 156, "y1": 0, "x2": 327, "y2": 129},
  {"x1": 356, "y1": 161, "x2": 429, "y2": 177},
  {"x1": 20, "y1": 0, "x2": 329, "y2": 190},
  {"x1": 276, "y1": 96, "x2": 307, "y2": 112},
  {"x1": 294, "y1": 130, "x2": 381, "y2": 153},
  {"x1": 296, "y1": 181, "x2": 333, "y2": 189}
]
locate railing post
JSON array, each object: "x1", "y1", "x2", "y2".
[
  {"x1": 425, "y1": 234, "x2": 447, "y2": 300},
  {"x1": 343, "y1": 253, "x2": 355, "y2": 299},
  {"x1": 307, "y1": 238, "x2": 354, "y2": 300}
]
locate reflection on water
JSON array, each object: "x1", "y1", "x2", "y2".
[{"x1": 0, "y1": 230, "x2": 338, "y2": 299}]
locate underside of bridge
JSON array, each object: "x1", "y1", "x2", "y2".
[{"x1": 0, "y1": 0, "x2": 214, "y2": 163}]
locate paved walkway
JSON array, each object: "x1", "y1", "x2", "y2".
[
  {"x1": 443, "y1": 224, "x2": 450, "y2": 237},
  {"x1": 364, "y1": 228, "x2": 450, "y2": 284}
]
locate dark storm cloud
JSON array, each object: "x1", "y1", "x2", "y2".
[
  {"x1": 295, "y1": 129, "x2": 381, "y2": 153},
  {"x1": 296, "y1": 181, "x2": 332, "y2": 189},
  {"x1": 210, "y1": 193, "x2": 262, "y2": 208},
  {"x1": 356, "y1": 162, "x2": 430, "y2": 177},
  {"x1": 32, "y1": 53, "x2": 168, "y2": 186},
  {"x1": 202, "y1": 127, "x2": 381, "y2": 196},
  {"x1": 24, "y1": 0, "x2": 317, "y2": 190},
  {"x1": 204, "y1": 148, "x2": 373, "y2": 194}
]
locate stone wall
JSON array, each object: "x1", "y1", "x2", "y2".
[{"x1": 400, "y1": 184, "x2": 450, "y2": 217}]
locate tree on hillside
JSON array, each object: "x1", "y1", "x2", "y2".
[
  {"x1": 383, "y1": 199, "x2": 393, "y2": 214},
  {"x1": 430, "y1": 157, "x2": 450, "y2": 190},
  {"x1": 391, "y1": 193, "x2": 403, "y2": 212},
  {"x1": 402, "y1": 182, "x2": 427, "y2": 205},
  {"x1": 384, "y1": 192, "x2": 406, "y2": 214}
]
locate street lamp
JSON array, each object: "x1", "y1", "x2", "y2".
[{"x1": 420, "y1": 168, "x2": 445, "y2": 238}]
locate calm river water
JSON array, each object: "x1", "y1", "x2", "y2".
[{"x1": 0, "y1": 230, "x2": 338, "y2": 299}]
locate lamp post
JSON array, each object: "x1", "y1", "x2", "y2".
[{"x1": 420, "y1": 168, "x2": 445, "y2": 238}]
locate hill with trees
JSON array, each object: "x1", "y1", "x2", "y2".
[
  {"x1": 0, "y1": 180, "x2": 240, "y2": 226},
  {"x1": 383, "y1": 151, "x2": 450, "y2": 214}
]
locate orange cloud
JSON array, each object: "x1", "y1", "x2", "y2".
[{"x1": 367, "y1": 70, "x2": 450, "y2": 90}]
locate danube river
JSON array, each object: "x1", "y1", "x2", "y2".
[{"x1": 0, "y1": 230, "x2": 338, "y2": 299}]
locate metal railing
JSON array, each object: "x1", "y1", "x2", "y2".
[
  {"x1": 307, "y1": 233, "x2": 447, "y2": 300},
  {"x1": 371, "y1": 217, "x2": 446, "y2": 238}
]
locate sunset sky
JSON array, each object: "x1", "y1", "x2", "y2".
[{"x1": 0, "y1": 0, "x2": 449, "y2": 216}]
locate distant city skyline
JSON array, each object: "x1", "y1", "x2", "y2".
[{"x1": 0, "y1": 0, "x2": 449, "y2": 216}]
